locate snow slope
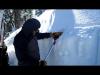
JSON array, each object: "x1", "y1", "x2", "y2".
[
  {"x1": 3, "y1": 9, "x2": 100, "y2": 65},
  {"x1": 4, "y1": 28, "x2": 21, "y2": 65}
]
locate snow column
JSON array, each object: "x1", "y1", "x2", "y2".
[
  {"x1": 73, "y1": 10, "x2": 100, "y2": 65},
  {"x1": 45, "y1": 9, "x2": 76, "y2": 65},
  {"x1": 46, "y1": 10, "x2": 100, "y2": 65}
]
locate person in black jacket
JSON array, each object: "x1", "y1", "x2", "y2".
[{"x1": 13, "y1": 18, "x2": 61, "y2": 66}]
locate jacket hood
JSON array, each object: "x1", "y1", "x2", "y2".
[{"x1": 22, "y1": 18, "x2": 41, "y2": 37}]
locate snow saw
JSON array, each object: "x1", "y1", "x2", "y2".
[{"x1": 39, "y1": 32, "x2": 63, "y2": 66}]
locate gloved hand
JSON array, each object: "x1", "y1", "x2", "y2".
[
  {"x1": 51, "y1": 32, "x2": 63, "y2": 40},
  {"x1": 39, "y1": 60, "x2": 47, "y2": 66}
]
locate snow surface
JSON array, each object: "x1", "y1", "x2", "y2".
[
  {"x1": 4, "y1": 28, "x2": 21, "y2": 65},
  {"x1": 1, "y1": 9, "x2": 100, "y2": 65}
]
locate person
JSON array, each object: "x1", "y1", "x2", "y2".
[
  {"x1": 0, "y1": 30, "x2": 9, "y2": 66},
  {"x1": 0, "y1": 42, "x2": 9, "y2": 66},
  {"x1": 13, "y1": 18, "x2": 62, "y2": 66}
]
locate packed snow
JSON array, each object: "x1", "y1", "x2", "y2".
[{"x1": 1, "y1": 9, "x2": 100, "y2": 65}]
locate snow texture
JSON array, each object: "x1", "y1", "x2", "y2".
[{"x1": 1, "y1": 9, "x2": 100, "y2": 65}]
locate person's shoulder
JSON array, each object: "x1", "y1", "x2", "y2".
[
  {"x1": 13, "y1": 31, "x2": 24, "y2": 45},
  {"x1": 14, "y1": 31, "x2": 22, "y2": 40}
]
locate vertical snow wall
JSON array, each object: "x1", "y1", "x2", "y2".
[{"x1": 3, "y1": 9, "x2": 100, "y2": 65}]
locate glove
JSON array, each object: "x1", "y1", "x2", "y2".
[
  {"x1": 39, "y1": 60, "x2": 47, "y2": 66},
  {"x1": 51, "y1": 32, "x2": 62, "y2": 40}
]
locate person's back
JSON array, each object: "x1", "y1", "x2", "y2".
[
  {"x1": 13, "y1": 18, "x2": 41, "y2": 66},
  {"x1": 14, "y1": 31, "x2": 30, "y2": 66}
]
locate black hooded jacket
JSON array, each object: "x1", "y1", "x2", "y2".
[{"x1": 13, "y1": 18, "x2": 51, "y2": 65}]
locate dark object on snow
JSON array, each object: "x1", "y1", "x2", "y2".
[
  {"x1": 39, "y1": 60, "x2": 47, "y2": 66},
  {"x1": 0, "y1": 44, "x2": 9, "y2": 66},
  {"x1": 13, "y1": 18, "x2": 51, "y2": 66}
]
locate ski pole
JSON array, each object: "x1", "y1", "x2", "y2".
[
  {"x1": 39, "y1": 40, "x2": 56, "y2": 66},
  {"x1": 44, "y1": 32, "x2": 63, "y2": 61},
  {"x1": 44, "y1": 40, "x2": 56, "y2": 61}
]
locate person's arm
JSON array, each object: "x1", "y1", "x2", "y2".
[
  {"x1": 36, "y1": 32, "x2": 63, "y2": 40},
  {"x1": 36, "y1": 33, "x2": 52, "y2": 40}
]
